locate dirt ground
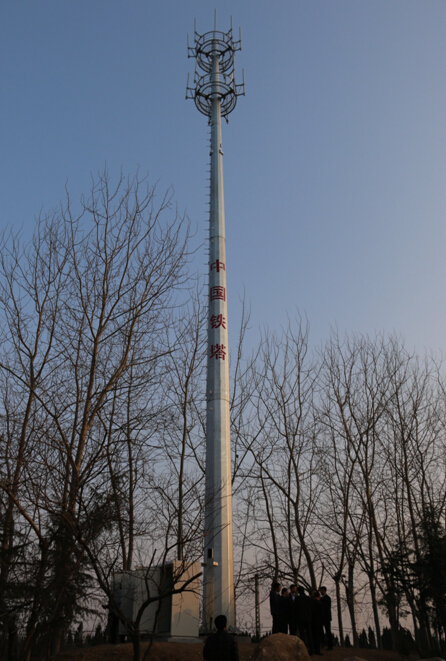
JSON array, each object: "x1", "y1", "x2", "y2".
[{"x1": 54, "y1": 641, "x2": 419, "y2": 661}]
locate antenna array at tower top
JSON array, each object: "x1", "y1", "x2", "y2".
[{"x1": 186, "y1": 18, "x2": 245, "y2": 120}]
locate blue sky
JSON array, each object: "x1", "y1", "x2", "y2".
[{"x1": 1, "y1": 0, "x2": 445, "y2": 356}]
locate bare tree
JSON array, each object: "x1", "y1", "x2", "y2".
[
  {"x1": 379, "y1": 341, "x2": 446, "y2": 652},
  {"x1": 237, "y1": 318, "x2": 321, "y2": 590},
  {"x1": 0, "y1": 171, "x2": 195, "y2": 658},
  {"x1": 68, "y1": 471, "x2": 203, "y2": 661},
  {"x1": 318, "y1": 331, "x2": 402, "y2": 648},
  {"x1": 159, "y1": 291, "x2": 207, "y2": 562}
]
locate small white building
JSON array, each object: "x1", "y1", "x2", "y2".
[{"x1": 113, "y1": 561, "x2": 201, "y2": 641}]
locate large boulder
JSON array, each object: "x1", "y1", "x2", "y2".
[{"x1": 251, "y1": 633, "x2": 310, "y2": 661}]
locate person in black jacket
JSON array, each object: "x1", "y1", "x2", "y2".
[
  {"x1": 203, "y1": 615, "x2": 239, "y2": 661},
  {"x1": 269, "y1": 581, "x2": 282, "y2": 634},
  {"x1": 278, "y1": 587, "x2": 290, "y2": 634},
  {"x1": 297, "y1": 586, "x2": 314, "y2": 655},
  {"x1": 288, "y1": 584, "x2": 299, "y2": 636},
  {"x1": 312, "y1": 591, "x2": 324, "y2": 655},
  {"x1": 320, "y1": 587, "x2": 333, "y2": 650}
]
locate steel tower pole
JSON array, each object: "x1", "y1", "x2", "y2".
[
  {"x1": 187, "y1": 19, "x2": 244, "y2": 632},
  {"x1": 203, "y1": 34, "x2": 234, "y2": 629}
]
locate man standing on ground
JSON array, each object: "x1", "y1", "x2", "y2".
[
  {"x1": 297, "y1": 586, "x2": 314, "y2": 655},
  {"x1": 320, "y1": 587, "x2": 333, "y2": 650},
  {"x1": 312, "y1": 591, "x2": 324, "y2": 655},
  {"x1": 288, "y1": 584, "x2": 299, "y2": 636},
  {"x1": 203, "y1": 615, "x2": 239, "y2": 661},
  {"x1": 279, "y1": 587, "x2": 290, "y2": 634},
  {"x1": 270, "y1": 582, "x2": 282, "y2": 634}
]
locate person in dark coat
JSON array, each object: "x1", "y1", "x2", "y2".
[
  {"x1": 269, "y1": 581, "x2": 282, "y2": 634},
  {"x1": 297, "y1": 586, "x2": 314, "y2": 655},
  {"x1": 312, "y1": 591, "x2": 324, "y2": 655},
  {"x1": 288, "y1": 584, "x2": 299, "y2": 636},
  {"x1": 320, "y1": 587, "x2": 333, "y2": 650},
  {"x1": 278, "y1": 587, "x2": 290, "y2": 634},
  {"x1": 203, "y1": 615, "x2": 239, "y2": 661}
]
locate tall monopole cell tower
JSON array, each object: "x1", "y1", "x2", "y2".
[{"x1": 186, "y1": 15, "x2": 244, "y2": 631}]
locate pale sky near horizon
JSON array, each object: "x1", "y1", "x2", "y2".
[{"x1": 1, "y1": 0, "x2": 445, "y2": 358}]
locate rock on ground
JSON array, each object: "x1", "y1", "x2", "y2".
[{"x1": 251, "y1": 633, "x2": 310, "y2": 661}]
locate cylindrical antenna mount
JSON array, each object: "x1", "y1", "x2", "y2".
[{"x1": 187, "y1": 21, "x2": 245, "y2": 120}]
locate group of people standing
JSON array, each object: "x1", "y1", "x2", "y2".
[{"x1": 269, "y1": 582, "x2": 333, "y2": 656}]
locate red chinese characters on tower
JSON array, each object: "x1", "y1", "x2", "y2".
[
  {"x1": 210, "y1": 344, "x2": 226, "y2": 360},
  {"x1": 210, "y1": 286, "x2": 226, "y2": 302},
  {"x1": 210, "y1": 259, "x2": 225, "y2": 273},
  {"x1": 210, "y1": 314, "x2": 226, "y2": 329}
]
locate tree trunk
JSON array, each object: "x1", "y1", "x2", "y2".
[
  {"x1": 334, "y1": 577, "x2": 344, "y2": 646},
  {"x1": 345, "y1": 561, "x2": 358, "y2": 647},
  {"x1": 368, "y1": 574, "x2": 382, "y2": 649},
  {"x1": 131, "y1": 631, "x2": 141, "y2": 661}
]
